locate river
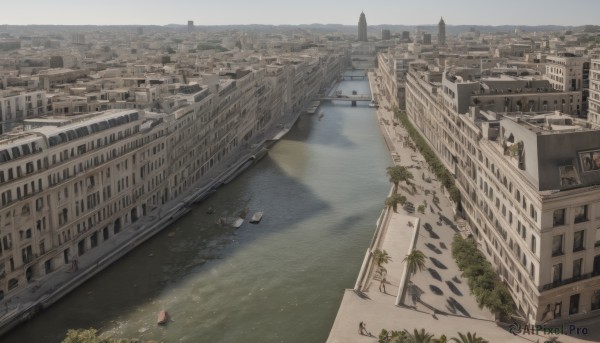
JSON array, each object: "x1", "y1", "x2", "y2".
[{"x1": 4, "y1": 72, "x2": 391, "y2": 343}]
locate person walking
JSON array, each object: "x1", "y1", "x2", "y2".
[
  {"x1": 379, "y1": 278, "x2": 387, "y2": 293},
  {"x1": 359, "y1": 321, "x2": 368, "y2": 335}
]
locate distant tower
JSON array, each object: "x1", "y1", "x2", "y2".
[
  {"x1": 438, "y1": 17, "x2": 446, "y2": 45},
  {"x1": 358, "y1": 12, "x2": 367, "y2": 42},
  {"x1": 381, "y1": 29, "x2": 391, "y2": 40},
  {"x1": 187, "y1": 20, "x2": 194, "y2": 33}
]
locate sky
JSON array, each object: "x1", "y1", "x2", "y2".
[{"x1": 2, "y1": 0, "x2": 600, "y2": 26}]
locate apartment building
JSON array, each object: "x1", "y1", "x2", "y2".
[
  {"x1": 0, "y1": 90, "x2": 48, "y2": 134},
  {"x1": 587, "y1": 59, "x2": 600, "y2": 125},
  {"x1": 405, "y1": 62, "x2": 600, "y2": 324},
  {"x1": 0, "y1": 52, "x2": 345, "y2": 303}
]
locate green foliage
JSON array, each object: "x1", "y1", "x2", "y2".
[
  {"x1": 451, "y1": 235, "x2": 516, "y2": 321},
  {"x1": 403, "y1": 328, "x2": 435, "y2": 343},
  {"x1": 395, "y1": 111, "x2": 461, "y2": 204},
  {"x1": 61, "y1": 329, "x2": 129, "y2": 343},
  {"x1": 403, "y1": 250, "x2": 427, "y2": 276},
  {"x1": 433, "y1": 335, "x2": 448, "y2": 343},
  {"x1": 387, "y1": 165, "x2": 414, "y2": 189},
  {"x1": 386, "y1": 194, "x2": 407, "y2": 212},
  {"x1": 379, "y1": 329, "x2": 408, "y2": 343},
  {"x1": 373, "y1": 248, "x2": 391, "y2": 267},
  {"x1": 417, "y1": 205, "x2": 425, "y2": 214},
  {"x1": 450, "y1": 332, "x2": 489, "y2": 343}
]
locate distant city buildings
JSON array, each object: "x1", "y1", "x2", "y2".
[
  {"x1": 187, "y1": 20, "x2": 194, "y2": 32},
  {"x1": 358, "y1": 12, "x2": 367, "y2": 42},
  {"x1": 382, "y1": 29, "x2": 391, "y2": 41}
]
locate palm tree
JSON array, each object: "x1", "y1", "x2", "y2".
[
  {"x1": 403, "y1": 328, "x2": 434, "y2": 343},
  {"x1": 403, "y1": 250, "x2": 426, "y2": 276},
  {"x1": 387, "y1": 166, "x2": 414, "y2": 190},
  {"x1": 373, "y1": 249, "x2": 391, "y2": 267},
  {"x1": 433, "y1": 335, "x2": 448, "y2": 343},
  {"x1": 385, "y1": 194, "x2": 407, "y2": 212},
  {"x1": 379, "y1": 329, "x2": 407, "y2": 343},
  {"x1": 450, "y1": 332, "x2": 488, "y2": 343}
]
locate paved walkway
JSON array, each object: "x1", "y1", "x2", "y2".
[{"x1": 327, "y1": 72, "x2": 591, "y2": 343}]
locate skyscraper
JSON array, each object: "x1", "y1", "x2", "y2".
[
  {"x1": 438, "y1": 17, "x2": 446, "y2": 45},
  {"x1": 188, "y1": 20, "x2": 194, "y2": 33},
  {"x1": 358, "y1": 12, "x2": 367, "y2": 42}
]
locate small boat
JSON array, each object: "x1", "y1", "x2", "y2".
[
  {"x1": 249, "y1": 212, "x2": 263, "y2": 224},
  {"x1": 232, "y1": 218, "x2": 244, "y2": 228},
  {"x1": 157, "y1": 310, "x2": 168, "y2": 325}
]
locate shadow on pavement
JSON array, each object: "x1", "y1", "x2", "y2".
[
  {"x1": 445, "y1": 281, "x2": 463, "y2": 296},
  {"x1": 430, "y1": 257, "x2": 447, "y2": 269},
  {"x1": 427, "y1": 268, "x2": 442, "y2": 281}
]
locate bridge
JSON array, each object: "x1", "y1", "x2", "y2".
[
  {"x1": 317, "y1": 95, "x2": 372, "y2": 102},
  {"x1": 340, "y1": 75, "x2": 367, "y2": 80}
]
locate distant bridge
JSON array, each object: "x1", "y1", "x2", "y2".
[
  {"x1": 317, "y1": 95, "x2": 372, "y2": 102},
  {"x1": 340, "y1": 75, "x2": 367, "y2": 80}
]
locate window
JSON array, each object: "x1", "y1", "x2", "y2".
[
  {"x1": 596, "y1": 228, "x2": 600, "y2": 248},
  {"x1": 554, "y1": 302, "x2": 562, "y2": 319},
  {"x1": 552, "y1": 235, "x2": 564, "y2": 256},
  {"x1": 553, "y1": 209, "x2": 565, "y2": 226},
  {"x1": 592, "y1": 290, "x2": 600, "y2": 311},
  {"x1": 595, "y1": 255, "x2": 600, "y2": 275},
  {"x1": 570, "y1": 294, "x2": 580, "y2": 315},
  {"x1": 530, "y1": 263, "x2": 535, "y2": 278},
  {"x1": 574, "y1": 205, "x2": 588, "y2": 224},
  {"x1": 552, "y1": 263, "x2": 562, "y2": 283},
  {"x1": 531, "y1": 235, "x2": 537, "y2": 254},
  {"x1": 573, "y1": 259, "x2": 583, "y2": 279},
  {"x1": 573, "y1": 230, "x2": 585, "y2": 252}
]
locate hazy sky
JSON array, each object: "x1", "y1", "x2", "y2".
[{"x1": 3, "y1": 0, "x2": 599, "y2": 26}]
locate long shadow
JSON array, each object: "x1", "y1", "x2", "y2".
[
  {"x1": 445, "y1": 281, "x2": 463, "y2": 296},
  {"x1": 430, "y1": 257, "x2": 447, "y2": 269},
  {"x1": 439, "y1": 242, "x2": 447, "y2": 250},
  {"x1": 425, "y1": 243, "x2": 442, "y2": 254},
  {"x1": 428, "y1": 230, "x2": 440, "y2": 239},
  {"x1": 447, "y1": 297, "x2": 470, "y2": 317},
  {"x1": 427, "y1": 268, "x2": 442, "y2": 281}
]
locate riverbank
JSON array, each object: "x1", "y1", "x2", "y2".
[
  {"x1": 326, "y1": 72, "x2": 574, "y2": 343},
  {"x1": 0, "y1": 91, "x2": 319, "y2": 337}
]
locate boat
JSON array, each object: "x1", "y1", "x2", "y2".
[
  {"x1": 249, "y1": 212, "x2": 263, "y2": 224},
  {"x1": 318, "y1": 111, "x2": 324, "y2": 119},
  {"x1": 157, "y1": 310, "x2": 168, "y2": 325},
  {"x1": 369, "y1": 101, "x2": 379, "y2": 108},
  {"x1": 232, "y1": 218, "x2": 244, "y2": 228}
]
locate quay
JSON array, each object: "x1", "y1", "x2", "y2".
[{"x1": 326, "y1": 72, "x2": 590, "y2": 343}]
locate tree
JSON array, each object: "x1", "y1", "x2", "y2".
[
  {"x1": 403, "y1": 328, "x2": 435, "y2": 343},
  {"x1": 417, "y1": 205, "x2": 425, "y2": 214},
  {"x1": 433, "y1": 335, "x2": 448, "y2": 343},
  {"x1": 387, "y1": 166, "x2": 414, "y2": 190},
  {"x1": 386, "y1": 194, "x2": 407, "y2": 212},
  {"x1": 403, "y1": 250, "x2": 426, "y2": 276},
  {"x1": 450, "y1": 332, "x2": 488, "y2": 343},
  {"x1": 373, "y1": 248, "x2": 391, "y2": 267}
]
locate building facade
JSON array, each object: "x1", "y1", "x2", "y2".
[
  {"x1": 589, "y1": 59, "x2": 600, "y2": 125},
  {"x1": 404, "y1": 63, "x2": 600, "y2": 324}
]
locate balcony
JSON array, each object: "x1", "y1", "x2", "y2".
[{"x1": 540, "y1": 271, "x2": 600, "y2": 292}]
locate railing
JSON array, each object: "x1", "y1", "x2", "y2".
[{"x1": 540, "y1": 271, "x2": 600, "y2": 291}]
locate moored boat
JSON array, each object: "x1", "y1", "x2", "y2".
[
  {"x1": 249, "y1": 212, "x2": 263, "y2": 224},
  {"x1": 232, "y1": 218, "x2": 244, "y2": 228}
]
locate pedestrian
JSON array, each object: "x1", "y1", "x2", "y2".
[
  {"x1": 359, "y1": 321, "x2": 368, "y2": 335},
  {"x1": 379, "y1": 278, "x2": 387, "y2": 293}
]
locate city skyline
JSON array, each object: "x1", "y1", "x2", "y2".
[{"x1": 3, "y1": 0, "x2": 600, "y2": 26}]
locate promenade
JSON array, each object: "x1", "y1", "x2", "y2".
[{"x1": 326, "y1": 72, "x2": 592, "y2": 343}]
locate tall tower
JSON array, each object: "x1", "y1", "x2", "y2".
[
  {"x1": 438, "y1": 17, "x2": 446, "y2": 45},
  {"x1": 187, "y1": 20, "x2": 194, "y2": 33},
  {"x1": 358, "y1": 12, "x2": 367, "y2": 42}
]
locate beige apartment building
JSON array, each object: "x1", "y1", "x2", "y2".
[
  {"x1": 588, "y1": 59, "x2": 600, "y2": 125},
  {"x1": 0, "y1": 90, "x2": 48, "y2": 134},
  {"x1": 404, "y1": 62, "x2": 600, "y2": 324}
]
